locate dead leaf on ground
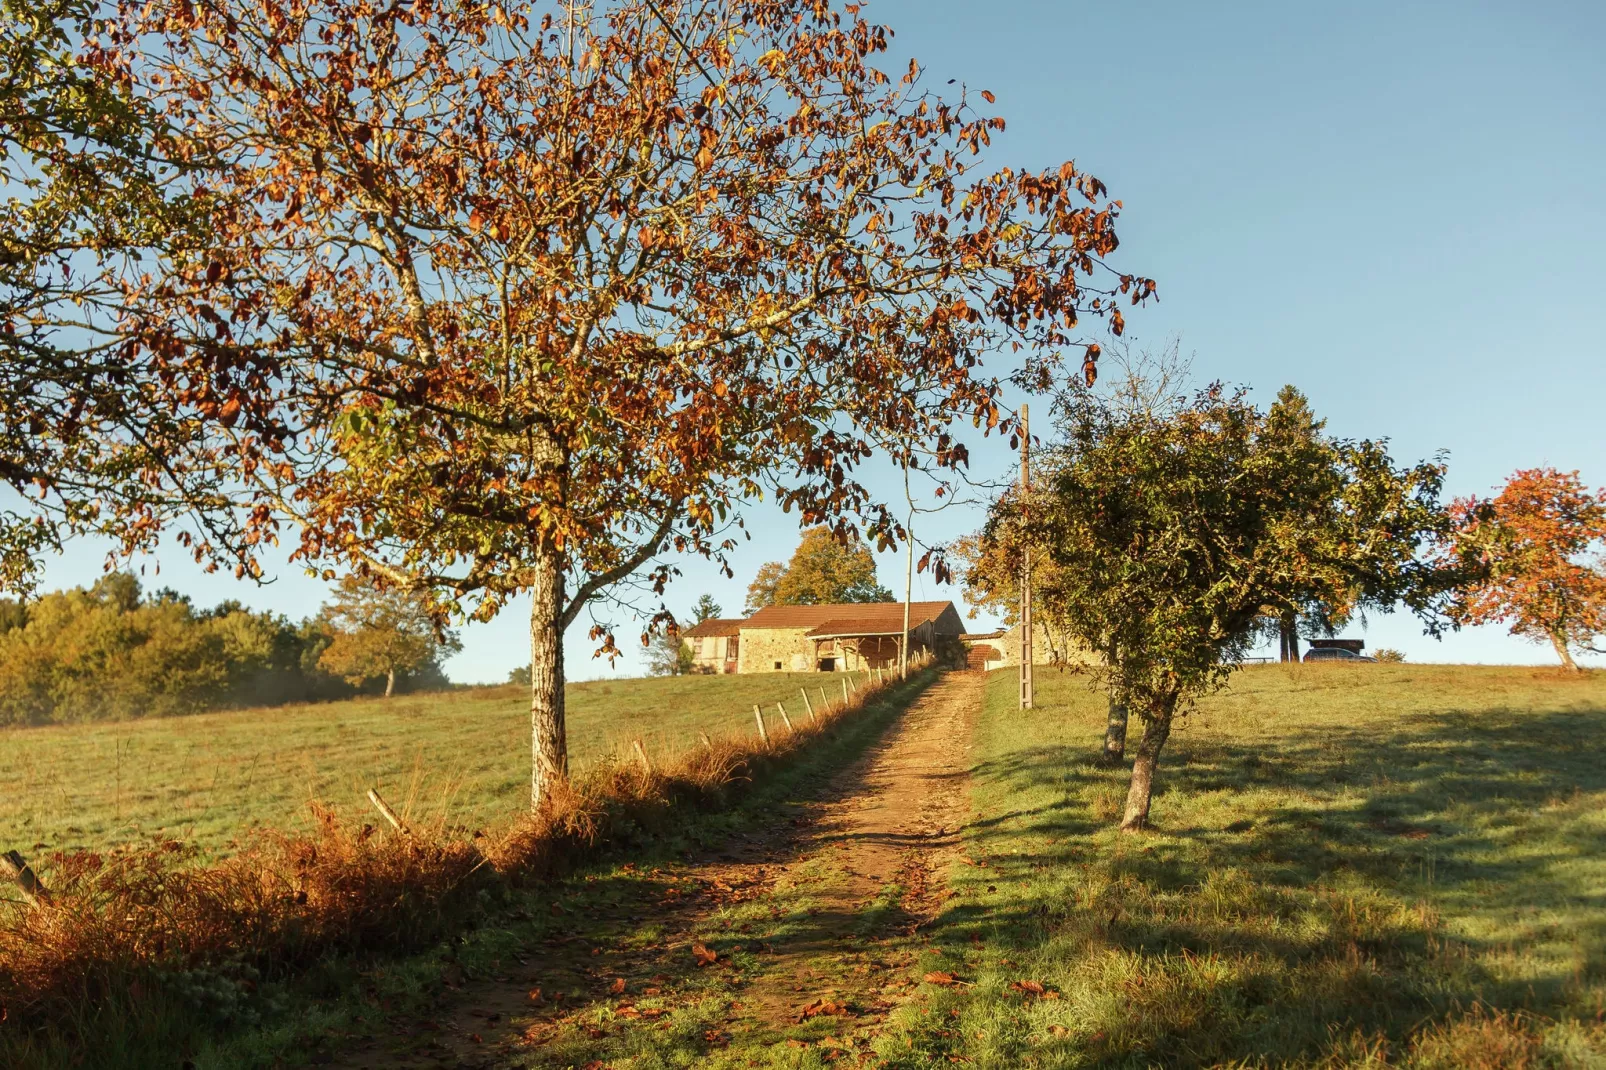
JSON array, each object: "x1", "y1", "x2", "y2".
[
  {"x1": 1049, "y1": 1024, "x2": 1070, "y2": 1037},
  {"x1": 609, "y1": 977, "x2": 626, "y2": 994},
  {"x1": 1009, "y1": 979, "x2": 1046, "y2": 996},
  {"x1": 704, "y1": 1028, "x2": 731, "y2": 1048},
  {"x1": 692, "y1": 942, "x2": 718, "y2": 967},
  {"x1": 527, "y1": 987, "x2": 543, "y2": 1004},
  {"x1": 797, "y1": 998, "x2": 850, "y2": 1022},
  {"x1": 923, "y1": 971, "x2": 962, "y2": 986}
]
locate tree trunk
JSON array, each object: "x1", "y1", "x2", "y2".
[
  {"x1": 1280, "y1": 610, "x2": 1299, "y2": 663},
  {"x1": 1101, "y1": 693, "x2": 1129, "y2": 765},
  {"x1": 384, "y1": 667, "x2": 396, "y2": 698},
  {"x1": 529, "y1": 551, "x2": 568, "y2": 812},
  {"x1": 1099, "y1": 641, "x2": 1127, "y2": 765},
  {"x1": 1120, "y1": 699, "x2": 1175, "y2": 832},
  {"x1": 1550, "y1": 631, "x2": 1580, "y2": 672}
]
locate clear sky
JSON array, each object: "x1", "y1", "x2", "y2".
[{"x1": 39, "y1": 0, "x2": 1606, "y2": 677}]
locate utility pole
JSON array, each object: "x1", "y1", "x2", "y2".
[
  {"x1": 900, "y1": 462, "x2": 913, "y2": 680},
  {"x1": 1019, "y1": 404, "x2": 1033, "y2": 710}
]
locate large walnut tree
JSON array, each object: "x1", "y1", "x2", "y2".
[{"x1": 121, "y1": 0, "x2": 1154, "y2": 808}]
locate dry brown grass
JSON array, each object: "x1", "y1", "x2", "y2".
[{"x1": 0, "y1": 668, "x2": 924, "y2": 1055}]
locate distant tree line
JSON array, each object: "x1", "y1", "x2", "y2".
[{"x1": 0, "y1": 573, "x2": 456, "y2": 727}]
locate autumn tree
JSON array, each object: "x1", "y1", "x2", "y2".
[
  {"x1": 1017, "y1": 375, "x2": 1453, "y2": 830},
  {"x1": 0, "y1": 0, "x2": 282, "y2": 592},
  {"x1": 950, "y1": 530, "x2": 1075, "y2": 661},
  {"x1": 747, "y1": 526, "x2": 893, "y2": 612},
  {"x1": 123, "y1": 0, "x2": 1152, "y2": 809},
  {"x1": 1445, "y1": 468, "x2": 1606, "y2": 671},
  {"x1": 317, "y1": 575, "x2": 461, "y2": 697},
  {"x1": 743, "y1": 561, "x2": 788, "y2": 615}
]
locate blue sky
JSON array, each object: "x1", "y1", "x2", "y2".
[{"x1": 40, "y1": 0, "x2": 1606, "y2": 677}]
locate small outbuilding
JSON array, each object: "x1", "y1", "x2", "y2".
[{"x1": 681, "y1": 618, "x2": 744, "y2": 674}]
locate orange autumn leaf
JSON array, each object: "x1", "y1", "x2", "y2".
[{"x1": 691, "y1": 943, "x2": 718, "y2": 967}]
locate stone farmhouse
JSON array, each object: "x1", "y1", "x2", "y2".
[{"x1": 680, "y1": 601, "x2": 967, "y2": 674}]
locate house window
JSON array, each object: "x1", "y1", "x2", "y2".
[{"x1": 773, "y1": 660, "x2": 782, "y2": 670}]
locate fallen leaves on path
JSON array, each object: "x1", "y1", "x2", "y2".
[{"x1": 922, "y1": 971, "x2": 964, "y2": 986}]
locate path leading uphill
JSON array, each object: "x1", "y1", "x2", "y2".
[{"x1": 328, "y1": 670, "x2": 982, "y2": 1069}]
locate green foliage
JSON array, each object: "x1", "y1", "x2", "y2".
[
  {"x1": 0, "y1": 574, "x2": 444, "y2": 726},
  {"x1": 690, "y1": 594, "x2": 722, "y2": 624},
  {"x1": 315, "y1": 575, "x2": 459, "y2": 695},
  {"x1": 1375, "y1": 647, "x2": 1407, "y2": 662},
  {"x1": 745, "y1": 526, "x2": 893, "y2": 612},
  {"x1": 1017, "y1": 376, "x2": 1453, "y2": 721}
]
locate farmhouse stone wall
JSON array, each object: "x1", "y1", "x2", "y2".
[{"x1": 737, "y1": 627, "x2": 816, "y2": 673}]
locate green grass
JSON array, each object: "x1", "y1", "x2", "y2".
[
  {"x1": 0, "y1": 672, "x2": 846, "y2": 860},
  {"x1": 876, "y1": 663, "x2": 1606, "y2": 1068}
]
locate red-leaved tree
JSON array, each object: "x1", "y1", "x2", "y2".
[
  {"x1": 1447, "y1": 468, "x2": 1606, "y2": 671},
  {"x1": 119, "y1": 0, "x2": 1153, "y2": 809}
]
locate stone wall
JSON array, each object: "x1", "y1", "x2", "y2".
[{"x1": 736, "y1": 627, "x2": 816, "y2": 673}]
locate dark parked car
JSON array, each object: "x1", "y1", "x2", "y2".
[{"x1": 1303, "y1": 647, "x2": 1377, "y2": 663}]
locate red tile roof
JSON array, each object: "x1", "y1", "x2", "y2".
[
  {"x1": 681, "y1": 618, "x2": 744, "y2": 639},
  {"x1": 804, "y1": 617, "x2": 912, "y2": 638},
  {"x1": 742, "y1": 601, "x2": 956, "y2": 632}
]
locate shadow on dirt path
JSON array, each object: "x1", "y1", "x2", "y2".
[{"x1": 327, "y1": 670, "x2": 982, "y2": 1069}]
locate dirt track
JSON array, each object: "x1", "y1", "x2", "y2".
[{"x1": 328, "y1": 670, "x2": 981, "y2": 1068}]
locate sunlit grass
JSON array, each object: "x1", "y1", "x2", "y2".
[
  {"x1": 878, "y1": 663, "x2": 1606, "y2": 1068},
  {"x1": 0, "y1": 672, "x2": 844, "y2": 859}
]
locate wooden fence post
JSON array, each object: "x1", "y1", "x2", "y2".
[
  {"x1": 366, "y1": 788, "x2": 409, "y2": 835},
  {"x1": 800, "y1": 688, "x2": 816, "y2": 723},
  {"x1": 1, "y1": 850, "x2": 50, "y2": 907},
  {"x1": 842, "y1": 677, "x2": 851, "y2": 707},
  {"x1": 753, "y1": 704, "x2": 770, "y2": 745},
  {"x1": 776, "y1": 703, "x2": 794, "y2": 732},
  {"x1": 818, "y1": 685, "x2": 830, "y2": 714},
  {"x1": 631, "y1": 738, "x2": 654, "y2": 775}
]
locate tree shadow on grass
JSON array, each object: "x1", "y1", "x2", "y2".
[{"x1": 930, "y1": 703, "x2": 1606, "y2": 1067}]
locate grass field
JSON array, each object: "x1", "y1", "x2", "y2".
[
  {"x1": 0, "y1": 672, "x2": 849, "y2": 861},
  {"x1": 878, "y1": 663, "x2": 1606, "y2": 1067}
]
